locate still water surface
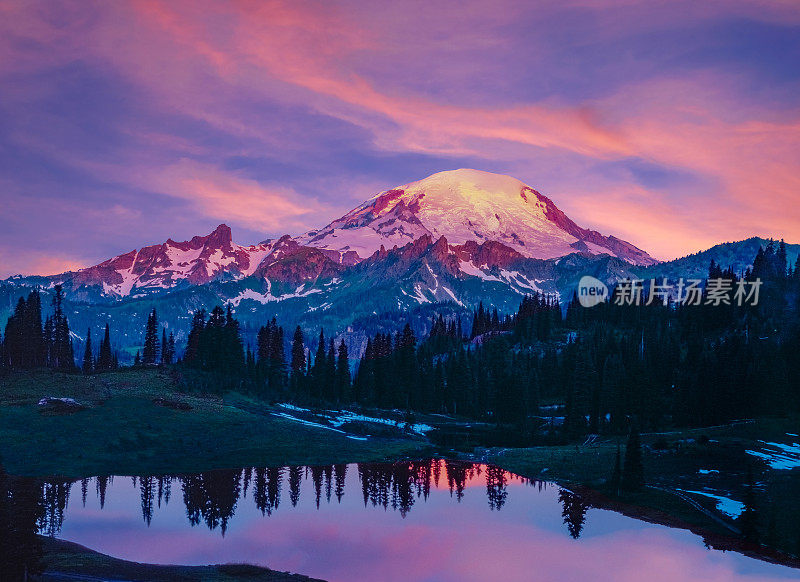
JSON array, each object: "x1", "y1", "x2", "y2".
[{"x1": 44, "y1": 460, "x2": 797, "y2": 582}]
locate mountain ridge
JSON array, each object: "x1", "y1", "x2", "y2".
[
  {"x1": 7, "y1": 169, "x2": 657, "y2": 299},
  {"x1": 297, "y1": 169, "x2": 656, "y2": 266},
  {"x1": 3, "y1": 171, "x2": 796, "y2": 344},
  {"x1": 2, "y1": 235, "x2": 795, "y2": 361}
]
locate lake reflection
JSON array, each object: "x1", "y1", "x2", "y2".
[{"x1": 39, "y1": 460, "x2": 798, "y2": 582}]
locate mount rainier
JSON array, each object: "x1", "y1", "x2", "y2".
[{"x1": 5, "y1": 169, "x2": 788, "y2": 356}]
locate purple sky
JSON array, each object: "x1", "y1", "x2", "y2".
[{"x1": 1, "y1": 0, "x2": 799, "y2": 276}]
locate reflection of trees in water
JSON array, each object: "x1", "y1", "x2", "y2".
[
  {"x1": 40, "y1": 480, "x2": 70, "y2": 537},
  {"x1": 288, "y1": 466, "x2": 302, "y2": 508},
  {"x1": 558, "y1": 489, "x2": 590, "y2": 539},
  {"x1": 96, "y1": 475, "x2": 111, "y2": 509},
  {"x1": 181, "y1": 469, "x2": 242, "y2": 536},
  {"x1": 334, "y1": 464, "x2": 347, "y2": 502},
  {"x1": 140, "y1": 476, "x2": 155, "y2": 525},
  {"x1": 358, "y1": 460, "x2": 433, "y2": 517},
  {"x1": 486, "y1": 465, "x2": 508, "y2": 511},
  {"x1": 38, "y1": 460, "x2": 566, "y2": 538},
  {"x1": 252, "y1": 466, "x2": 283, "y2": 516},
  {"x1": 135, "y1": 476, "x2": 173, "y2": 526},
  {"x1": 444, "y1": 460, "x2": 475, "y2": 501},
  {"x1": 0, "y1": 462, "x2": 46, "y2": 580}
]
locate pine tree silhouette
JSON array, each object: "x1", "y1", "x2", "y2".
[{"x1": 82, "y1": 328, "x2": 93, "y2": 374}]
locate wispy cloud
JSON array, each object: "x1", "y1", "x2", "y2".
[
  {"x1": 0, "y1": 248, "x2": 87, "y2": 278},
  {"x1": 146, "y1": 159, "x2": 323, "y2": 232},
  {"x1": 0, "y1": 0, "x2": 798, "y2": 269}
]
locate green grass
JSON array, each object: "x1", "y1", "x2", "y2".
[{"x1": 0, "y1": 369, "x2": 428, "y2": 478}]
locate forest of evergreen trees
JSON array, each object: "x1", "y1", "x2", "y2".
[{"x1": 2, "y1": 243, "x2": 799, "y2": 445}]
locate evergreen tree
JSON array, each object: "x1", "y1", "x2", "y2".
[
  {"x1": 257, "y1": 318, "x2": 286, "y2": 393},
  {"x1": 609, "y1": 444, "x2": 622, "y2": 497},
  {"x1": 326, "y1": 338, "x2": 336, "y2": 401},
  {"x1": 186, "y1": 305, "x2": 244, "y2": 381},
  {"x1": 143, "y1": 309, "x2": 159, "y2": 365},
  {"x1": 558, "y1": 489, "x2": 589, "y2": 539},
  {"x1": 185, "y1": 309, "x2": 206, "y2": 365},
  {"x1": 336, "y1": 339, "x2": 350, "y2": 402},
  {"x1": 290, "y1": 326, "x2": 306, "y2": 377},
  {"x1": 3, "y1": 290, "x2": 46, "y2": 369},
  {"x1": 268, "y1": 323, "x2": 286, "y2": 391},
  {"x1": 42, "y1": 316, "x2": 53, "y2": 367},
  {"x1": 49, "y1": 285, "x2": 74, "y2": 370},
  {"x1": 777, "y1": 240, "x2": 787, "y2": 278},
  {"x1": 82, "y1": 328, "x2": 93, "y2": 374},
  {"x1": 564, "y1": 345, "x2": 593, "y2": 438},
  {"x1": 622, "y1": 427, "x2": 644, "y2": 492},
  {"x1": 166, "y1": 332, "x2": 175, "y2": 365},
  {"x1": 311, "y1": 329, "x2": 327, "y2": 399},
  {"x1": 96, "y1": 323, "x2": 114, "y2": 371},
  {"x1": 161, "y1": 329, "x2": 168, "y2": 365}
]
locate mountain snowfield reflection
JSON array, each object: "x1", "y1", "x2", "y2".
[{"x1": 43, "y1": 460, "x2": 796, "y2": 582}]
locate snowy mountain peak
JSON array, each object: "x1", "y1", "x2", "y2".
[
  {"x1": 6, "y1": 170, "x2": 656, "y2": 300},
  {"x1": 299, "y1": 169, "x2": 656, "y2": 266},
  {"x1": 66, "y1": 225, "x2": 276, "y2": 298}
]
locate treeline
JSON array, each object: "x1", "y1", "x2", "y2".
[
  {"x1": 3, "y1": 243, "x2": 799, "y2": 444},
  {"x1": 551, "y1": 240, "x2": 800, "y2": 435},
  {"x1": 0, "y1": 285, "x2": 123, "y2": 375},
  {"x1": 349, "y1": 293, "x2": 562, "y2": 422},
  {"x1": 177, "y1": 304, "x2": 352, "y2": 400},
  {"x1": 1, "y1": 285, "x2": 75, "y2": 371}
]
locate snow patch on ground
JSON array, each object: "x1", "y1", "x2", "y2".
[
  {"x1": 410, "y1": 284, "x2": 431, "y2": 304},
  {"x1": 328, "y1": 410, "x2": 433, "y2": 436},
  {"x1": 746, "y1": 441, "x2": 800, "y2": 470},
  {"x1": 275, "y1": 403, "x2": 433, "y2": 436},
  {"x1": 271, "y1": 412, "x2": 345, "y2": 434},
  {"x1": 227, "y1": 285, "x2": 323, "y2": 306},
  {"x1": 677, "y1": 489, "x2": 745, "y2": 518},
  {"x1": 277, "y1": 403, "x2": 309, "y2": 413},
  {"x1": 441, "y1": 286, "x2": 464, "y2": 306}
]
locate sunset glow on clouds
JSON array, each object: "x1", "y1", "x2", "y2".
[{"x1": 0, "y1": 0, "x2": 798, "y2": 275}]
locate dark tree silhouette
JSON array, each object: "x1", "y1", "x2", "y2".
[
  {"x1": 143, "y1": 309, "x2": 159, "y2": 365},
  {"x1": 0, "y1": 462, "x2": 44, "y2": 581},
  {"x1": 96, "y1": 323, "x2": 115, "y2": 371},
  {"x1": 622, "y1": 428, "x2": 644, "y2": 492},
  {"x1": 82, "y1": 328, "x2": 93, "y2": 374},
  {"x1": 559, "y1": 489, "x2": 590, "y2": 539}
]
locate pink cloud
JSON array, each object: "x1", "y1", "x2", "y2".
[
  {"x1": 108, "y1": 1, "x2": 798, "y2": 255},
  {"x1": 143, "y1": 159, "x2": 325, "y2": 233},
  {"x1": 2, "y1": 0, "x2": 798, "y2": 261},
  {"x1": 0, "y1": 248, "x2": 87, "y2": 277}
]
